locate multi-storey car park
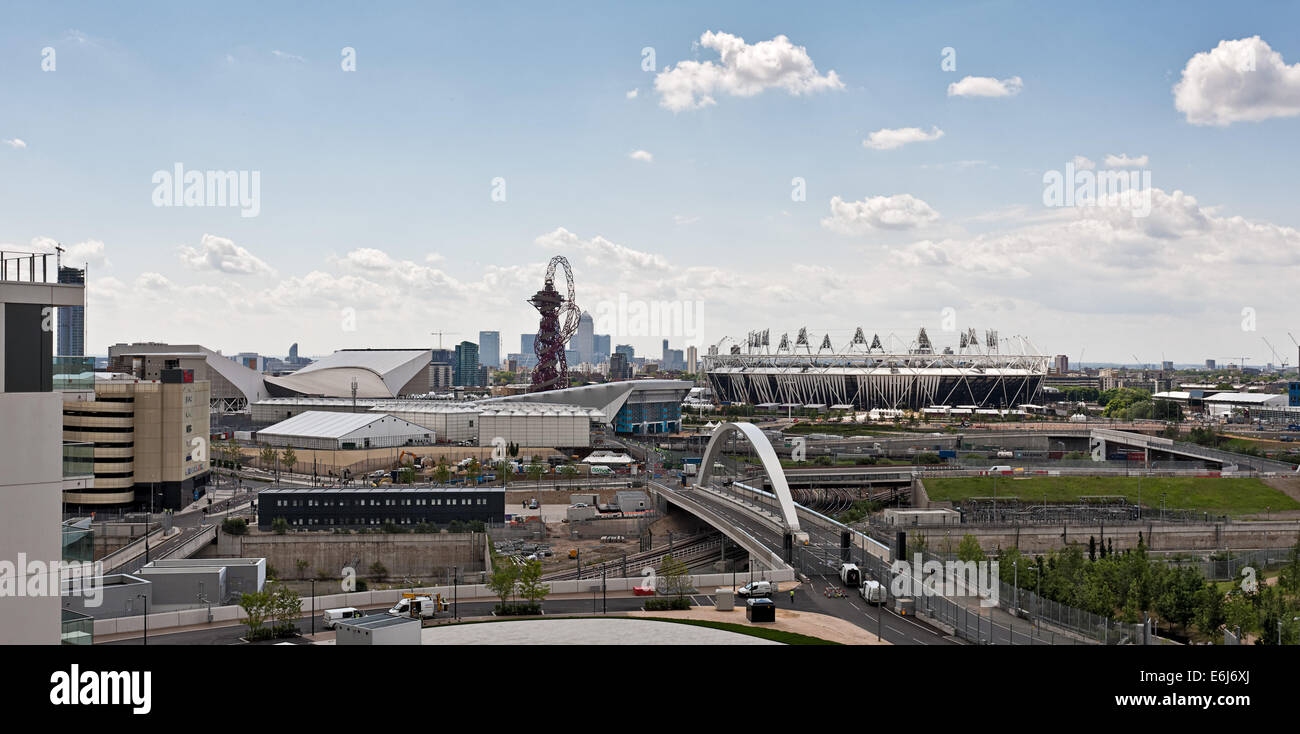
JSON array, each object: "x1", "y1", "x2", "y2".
[{"x1": 704, "y1": 327, "x2": 1048, "y2": 411}]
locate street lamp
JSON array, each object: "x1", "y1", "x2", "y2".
[{"x1": 136, "y1": 593, "x2": 148, "y2": 646}]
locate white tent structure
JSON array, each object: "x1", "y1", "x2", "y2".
[{"x1": 256, "y1": 411, "x2": 434, "y2": 450}]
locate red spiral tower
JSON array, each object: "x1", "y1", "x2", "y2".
[{"x1": 528, "y1": 256, "x2": 580, "y2": 392}]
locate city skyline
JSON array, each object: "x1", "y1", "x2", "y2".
[{"x1": 3, "y1": 3, "x2": 1299, "y2": 362}]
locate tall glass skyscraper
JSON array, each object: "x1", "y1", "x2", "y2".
[
  {"x1": 57, "y1": 266, "x2": 85, "y2": 356},
  {"x1": 454, "y1": 341, "x2": 480, "y2": 386},
  {"x1": 478, "y1": 330, "x2": 500, "y2": 370}
]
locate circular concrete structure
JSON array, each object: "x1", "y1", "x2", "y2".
[{"x1": 421, "y1": 618, "x2": 781, "y2": 645}]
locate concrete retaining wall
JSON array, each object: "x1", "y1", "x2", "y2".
[{"x1": 214, "y1": 530, "x2": 488, "y2": 579}]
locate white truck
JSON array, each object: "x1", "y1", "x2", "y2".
[
  {"x1": 859, "y1": 579, "x2": 886, "y2": 605},
  {"x1": 387, "y1": 595, "x2": 445, "y2": 620}
]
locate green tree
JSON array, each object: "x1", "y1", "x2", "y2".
[
  {"x1": 516, "y1": 560, "x2": 549, "y2": 608},
  {"x1": 239, "y1": 590, "x2": 272, "y2": 639},
  {"x1": 1155, "y1": 566, "x2": 1204, "y2": 631},
  {"x1": 280, "y1": 447, "x2": 297, "y2": 474},
  {"x1": 221, "y1": 517, "x2": 248, "y2": 535},
  {"x1": 433, "y1": 458, "x2": 452, "y2": 485},
  {"x1": 294, "y1": 559, "x2": 309, "y2": 579},
  {"x1": 956, "y1": 535, "x2": 985, "y2": 563},
  {"x1": 526, "y1": 463, "x2": 545, "y2": 482},
  {"x1": 659, "y1": 554, "x2": 692, "y2": 598},
  {"x1": 271, "y1": 517, "x2": 289, "y2": 535},
  {"x1": 270, "y1": 584, "x2": 302, "y2": 636},
  {"x1": 259, "y1": 444, "x2": 278, "y2": 474},
  {"x1": 466, "y1": 458, "x2": 481, "y2": 483},
  {"x1": 368, "y1": 561, "x2": 389, "y2": 582},
  {"x1": 488, "y1": 562, "x2": 520, "y2": 606},
  {"x1": 1278, "y1": 534, "x2": 1300, "y2": 598},
  {"x1": 1088, "y1": 536, "x2": 1097, "y2": 562}
]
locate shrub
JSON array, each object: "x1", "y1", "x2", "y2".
[
  {"x1": 271, "y1": 517, "x2": 289, "y2": 535},
  {"x1": 221, "y1": 517, "x2": 248, "y2": 535},
  {"x1": 494, "y1": 603, "x2": 542, "y2": 616},
  {"x1": 644, "y1": 597, "x2": 691, "y2": 611}
]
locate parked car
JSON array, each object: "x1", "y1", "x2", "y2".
[{"x1": 736, "y1": 580, "x2": 773, "y2": 598}]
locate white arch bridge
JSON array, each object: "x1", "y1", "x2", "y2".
[{"x1": 647, "y1": 422, "x2": 813, "y2": 571}]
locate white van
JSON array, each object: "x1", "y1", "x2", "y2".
[
  {"x1": 322, "y1": 607, "x2": 363, "y2": 629},
  {"x1": 388, "y1": 596, "x2": 444, "y2": 619},
  {"x1": 859, "y1": 579, "x2": 886, "y2": 605},
  {"x1": 989, "y1": 465, "x2": 1012, "y2": 473},
  {"x1": 736, "y1": 580, "x2": 773, "y2": 598}
]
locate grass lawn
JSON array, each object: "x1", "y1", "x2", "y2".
[{"x1": 922, "y1": 476, "x2": 1300, "y2": 515}]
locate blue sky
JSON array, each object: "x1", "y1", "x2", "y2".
[{"x1": 3, "y1": 2, "x2": 1298, "y2": 365}]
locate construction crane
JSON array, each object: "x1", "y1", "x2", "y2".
[
  {"x1": 1290, "y1": 333, "x2": 1300, "y2": 375},
  {"x1": 430, "y1": 331, "x2": 461, "y2": 349},
  {"x1": 1262, "y1": 337, "x2": 1288, "y2": 371}
]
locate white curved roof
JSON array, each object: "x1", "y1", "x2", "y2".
[{"x1": 266, "y1": 349, "x2": 431, "y2": 398}]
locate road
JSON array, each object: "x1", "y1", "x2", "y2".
[
  {"x1": 651, "y1": 479, "x2": 958, "y2": 646},
  {"x1": 103, "y1": 596, "x2": 707, "y2": 645}
]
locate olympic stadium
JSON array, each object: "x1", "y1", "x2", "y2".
[{"x1": 703, "y1": 327, "x2": 1048, "y2": 411}]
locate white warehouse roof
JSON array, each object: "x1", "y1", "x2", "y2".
[
  {"x1": 1203, "y1": 392, "x2": 1286, "y2": 404},
  {"x1": 259, "y1": 410, "x2": 428, "y2": 439}
]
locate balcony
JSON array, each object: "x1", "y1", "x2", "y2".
[
  {"x1": 62, "y1": 441, "x2": 94, "y2": 478},
  {"x1": 53, "y1": 356, "x2": 95, "y2": 392},
  {"x1": 0, "y1": 250, "x2": 58, "y2": 283},
  {"x1": 60, "y1": 609, "x2": 93, "y2": 646}
]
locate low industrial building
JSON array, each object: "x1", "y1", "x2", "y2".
[
  {"x1": 142, "y1": 558, "x2": 266, "y2": 599},
  {"x1": 256, "y1": 486, "x2": 506, "y2": 530},
  {"x1": 614, "y1": 490, "x2": 651, "y2": 512},
  {"x1": 134, "y1": 564, "x2": 227, "y2": 608},
  {"x1": 333, "y1": 614, "x2": 421, "y2": 645},
  {"x1": 59, "y1": 573, "x2": 151, "y2": 620},
  {"x1": 256, "y1": 411, "x2": 434, "y2": 450},
  {"x1": 1202, "y1": 392, "x2": 1289, "y2": 418},
  {"x1": 881, "y1": 508, "x2": 962, "y2": 527}
]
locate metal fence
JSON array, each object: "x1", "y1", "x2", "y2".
[
  {"x1": 1156, "y1": 546, "x2": 1296, "y2": 581},
  {"x1": 853, "y1": 524, "x2": 1127, "y2": 643}
]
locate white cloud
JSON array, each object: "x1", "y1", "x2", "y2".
[
  {"x1": 628, "y1": 150, "x2": 654, "y2": 163},
  {"x1": 625, "y1": 89, "x2": 639, "y2": 99},
  {"x1": 136, "y1": 272, "x2": 174, "y2": 291},
  {"x1": 947, "y1": 75, "x2": 1024, "y2": 98},
  {"x1": 822, "y1": 194, "x2": 940, "y2": 233},
  {"x1": 1173, "y1": 36, "x2": 1300, "y2": 126},
  {"x1": 535, "y1": 227, "x2": 670, "y2": 271},
  {"x1": 3, "y1": 138, "x2": 27, "y2": 149},
  {"x1": 178, "y1": 234, "x2": 276, "y2": 276},
  {"x1": 271, "y1": 50, "x2": 305, "y2": 63},
  {"x1": 654, "y1": 31, "x2": 844, "y2": 111},
  {"x1": 1072, "y1": 155, "x2": 1096, "y2": 170},
  {"x1": 1104, "y1": 153, "x2": 1149, "y2": 168},
  {"x1": 673, "y1": 215, "x2": 701, "y2": 225},
  {"x1": 863, "y1": 126, "x2": 945, "y2": 151}
]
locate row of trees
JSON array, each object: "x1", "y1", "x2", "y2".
[
  {"x1": 487, "y1": 559, "x2": 549, "y2": 614},
  {"x1": 951, "y1": 532, "x2": 1300, "y2": 643}
]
